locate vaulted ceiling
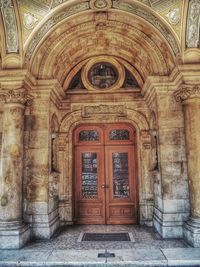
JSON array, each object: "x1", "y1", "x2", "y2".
[{"x1": 0, "y1": 0, "x2": 200, "y2": 78}]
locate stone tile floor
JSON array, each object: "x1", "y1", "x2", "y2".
[
  {"x1": 25, "y1": 225, "x2": 189, "y2": 250},
  {"x1": 1, "y1": 225, "x2": 200, "y2": 267}
]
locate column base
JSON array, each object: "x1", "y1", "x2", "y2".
[
  {"x1": 153, "y1": 207, "x2": 188, "y2": 238},
  {"x1": 183, "y1": 217, "x2": 200, "y2": 247},
  {"x1": 28, "y1": 202, "x2": 60, "y2": 239},
  {"x1": 0, "y1": 221, "x2": 31, "y2": 249}
]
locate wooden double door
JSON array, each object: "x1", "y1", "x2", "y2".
[{"x1": 74, "y1": 124, "x2": 138, "y2": 225}]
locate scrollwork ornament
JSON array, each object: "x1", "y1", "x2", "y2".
[
  {"x1": 23, "y1": 12, "x2": 38, "y2": 30},
  {"x1": 174, "y1": 85, "x2": 200, "y2": 102}
]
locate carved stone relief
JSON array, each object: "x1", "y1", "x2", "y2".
[
  {"x1": 82, "y1": 104, "x2": 126, "y2": 117},
  {"x1": 141, "y1": 130, "x2": 152, "y2": 149},
  {"x1": 90, "y1": 0, "x2": 112, "y2": 11},
  {"x1": 25, "y1": 0, "x2": 180, "y2": 62},
  {"x1": 112, "y1": 1, "x2": 179, "y2": 55},
  {"x1": 25, "y1": 2, "x2": 90, "y2": 61},
  {"x1": 0, "y1": 0, "x2": 19, "y2": 53},
  {"x1": 186, "y1": 0, "x2": 200, "y2": 48},
  {"x1": 174, "y1": 85, "x2": 200, "y2": 102},
  {"x1": 23, "y1": 12, "x2": 38, "y2": 30},
  {"x1": 0, "y1": 89, "x2": 33, "y2": 105},
  {"x1": 166, "y1": 8, "x2": 180, "y2": 25}
]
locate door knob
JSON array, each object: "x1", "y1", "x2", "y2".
[{"x1": 101, "y1": 184, "x2": 109, "y2": 189}]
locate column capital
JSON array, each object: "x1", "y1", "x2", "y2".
[
  {"x1": 0, "y1": 89, "x2": 33, "y2": 105},
  {"x1": 174, "y1": 84, "x2": 200, "y2": 103}
]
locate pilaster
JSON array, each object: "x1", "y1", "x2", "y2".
[
  {"x1": 24, "y1": 79, "x2": 61, "y2": 239},
  {"x1": 175, "y1": 84, "x2": 200, "y2": 247},
  {"x1": 0, "y1": 88, "x2": 32, "y2": 249},
  {"x1": 142, "y1": 72, "x2": 190, "y2": 238}
]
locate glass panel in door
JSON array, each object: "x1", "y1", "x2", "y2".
[
  {"x1": 75, "y1": 146, "x2": 105, "y2": 224},
  {"x1": 105, "y1": 146, "x2": 137, "y2": 224}
]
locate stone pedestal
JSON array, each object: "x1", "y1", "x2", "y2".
[
  {"x1": 0, "y1": 90, "x2": 31, "y2": 249},
  {"x1": 175, "y1": 85, "x2": 200, "y2": 247}
]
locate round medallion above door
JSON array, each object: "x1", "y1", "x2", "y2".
[{"x1": 81, "y1": 56, "x2": 125, "y2": 91}]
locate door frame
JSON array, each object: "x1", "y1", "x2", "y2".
[{"x1": 72, "y1": 123, "x2": 139, "y2": 225}]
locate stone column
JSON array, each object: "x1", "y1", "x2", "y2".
[
  {"x1": 143, "y1": 78, "x2": 190, "y2": 239},
  {"x1": 175, "y1": 84, "x2": 200, "y2": 247},
  {"x1": 0, "y1": 89, "x2": 31, "y2": 249}
]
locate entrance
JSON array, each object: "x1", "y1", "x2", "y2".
[{"x1": 74, "y1": 124, "x2": 138, "y2": 224}]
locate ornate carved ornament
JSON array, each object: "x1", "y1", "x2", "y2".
[
  {"x1": 90, "y1": 0, "x2": 112, "y2": 11},
  {"x1": 186, "y1": 0, "x2": 200, "y2": 48},
  {"x1": 82, "y1": 104, "x2": 126, "y2": 117},
  {"x1": 0, "y1": 0, "x2": 19, "y2": 53},
  {"x1": 166, "y1": 8, "x2": 180, "y2": 25},
  {"x1": 24, "y1": 0, "x2": 180, "y2": 62},
  {"x1": 112, "y1": 1, "x2": 179, "y2": 55},
  {"x1": 140, "y1": 130, "x2": 152, "y2": 150},
  {"x1": 81, "y1": 56, "x2": 125, "y2": 91},
  {"x1": 174, "y1": 85, "x2": 200, "y2": 102},
  {"x1": 25, "y1": 2, "x2": 90, "y2": 61},
  {"x1": 0, "y1": 89, "x2": 33, "y2": 105}
]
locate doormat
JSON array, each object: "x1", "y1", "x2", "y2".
[{"x1": 78, "y1": 232, "x2": 135, "y2": 242}]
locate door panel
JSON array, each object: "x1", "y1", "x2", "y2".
[
  {"x1": 105, "y1": 146, "x2": 137, "y2": 224},
  {"x1": 74, "y1": 124, "x2": 138, "y2": 225},
  {"x1": 74, "y1": 146, "x2": 105, "y2": 224}
]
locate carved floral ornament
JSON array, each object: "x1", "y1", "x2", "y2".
[
  {"x1": 174, "y1": 85, "x2": 200, "y2": 102},
  {"x1": 0, "y1": 89, "x2": 33, "y2": 105}
]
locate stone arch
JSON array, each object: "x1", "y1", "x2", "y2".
[
  {"x1": 23, "y1": 0, "x2": 180, "y2": 64},
  {"x1": 58, "y1": 107, "x2": 153, "y2": 224}
]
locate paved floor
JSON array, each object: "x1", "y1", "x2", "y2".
[
  {"x1": 1, "y1": 225, "x2": 200, "y2": 267},
  {"x1": 25, "y1": 225, "x2": 188, "y2": 250}
]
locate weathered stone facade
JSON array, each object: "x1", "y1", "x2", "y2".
[{"x1": 0, "y1": 0, "x2": 200, "y2": 249}]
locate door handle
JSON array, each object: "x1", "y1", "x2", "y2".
[{"x1": 101, "y1": 184, "x2": 109, "y2": 189}]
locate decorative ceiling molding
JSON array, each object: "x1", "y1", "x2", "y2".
[
  {"x1": 24, "y1": 2, "x2": 89, "y2": 61},
  {"x1": 186, "y1": 0, "x2": 200, "y2": 48},
  {"x1": 24, "y1": 0, "x2": 180, "y2": 63},
  {"x1": 90, "y1": 0, "x2": 112, "y2": 11},
  {"x1": 0, "y1": 0, "x2": 19, "y2": 53},
  {"x1": 112, "y1": 1, "x2": 179, "y2": 55}
]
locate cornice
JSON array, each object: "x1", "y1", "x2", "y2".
[
  {"x1": 142, "y1": 64, "x2": 200, "y2": 106},
  {"x1": 0, "y1": 69, "x2": 37, "y2": 90}
]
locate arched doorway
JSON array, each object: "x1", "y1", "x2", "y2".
[{"x1": 73, "y1": 123, "x2": 138, "y2": 224}]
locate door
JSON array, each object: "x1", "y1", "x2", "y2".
[{"x1": 74, "y1": 124, "x2": 138, "y2": 224}]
